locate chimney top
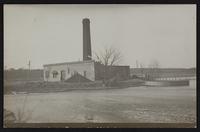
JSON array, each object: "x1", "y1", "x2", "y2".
[{"x1": 82, "y1": 18, "x2": 90, "y2": 23}]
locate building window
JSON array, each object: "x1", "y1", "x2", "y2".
[
  {"x1": 68, "y1": 68, "x2": 70, "y2": 74},
  {"x1": 52, "y1": 70, "x2": 58, "y2": 78},
  {"x1": 84, "y1": 71, "x2": 87, "y2": 77}
]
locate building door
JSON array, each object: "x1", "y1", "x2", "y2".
[{"x1": 60, "y1": 70, "x2": 66, "y2": 81}]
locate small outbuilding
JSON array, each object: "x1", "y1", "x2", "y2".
[{"x1": 43, "y1": 60, "x2": 130, "y2": 82}]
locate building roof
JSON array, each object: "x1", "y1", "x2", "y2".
[{"x1": 43, "y1": 60, "x2": 95, "y2": 67}]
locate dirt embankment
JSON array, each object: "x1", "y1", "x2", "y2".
[{"x1": 4, "y1": 79, "x2": 144, "y2": 94}]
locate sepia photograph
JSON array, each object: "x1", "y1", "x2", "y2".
[{"x1": 3, "y1": 4, "x2": 196, "y2": 128}]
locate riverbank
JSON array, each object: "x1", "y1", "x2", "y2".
[{"x1": 4, "y1": 79, "x2": 144, "y2": 94}]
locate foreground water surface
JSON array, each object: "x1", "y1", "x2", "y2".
[{"x1": 4, "y1": 81, "x2": 196, "y2": 123}]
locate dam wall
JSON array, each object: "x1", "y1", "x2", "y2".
[{"x1": 145, "y1": 80, "x2": 190, "y2": 87}]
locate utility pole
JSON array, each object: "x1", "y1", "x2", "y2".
[
  {"x1": 136, "y1": 60, "x2": 139, "y2": 68},
  {"x1": 27, "y1": 60, "x2": 31, "y2": 82}
]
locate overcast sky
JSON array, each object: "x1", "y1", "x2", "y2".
[{"x1": 4, "y1": 4, "x2": 196, "y2": 69}]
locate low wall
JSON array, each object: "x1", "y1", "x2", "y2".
[
  {"x1": 145, "y1": 80, "x2": 189, "y2": 87},
  {"x1": 117, "y1": 79, "x2": 145, "y2": 87}
]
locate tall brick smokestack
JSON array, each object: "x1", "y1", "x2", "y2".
[{"x1": 82, "y1": 18, "x2": 92, "y2": 61}]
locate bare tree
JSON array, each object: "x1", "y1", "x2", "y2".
[
  {"x1": 148, "y1": 60, "x2": 160, "y2": 69},
  {"x1": 93, "y1": 46, "x2": 122, "y2": 85},
  {"x1": 94, "y1": 46, "x2": 122, "y2": 66}
]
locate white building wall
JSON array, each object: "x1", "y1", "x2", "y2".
[{"x1": 43, "y1": 61, "x2": 95, "y2": 82}]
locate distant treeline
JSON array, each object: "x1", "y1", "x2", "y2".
[{"x1": 4, "y1": 69, "x2": 43, "y2": 82}]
